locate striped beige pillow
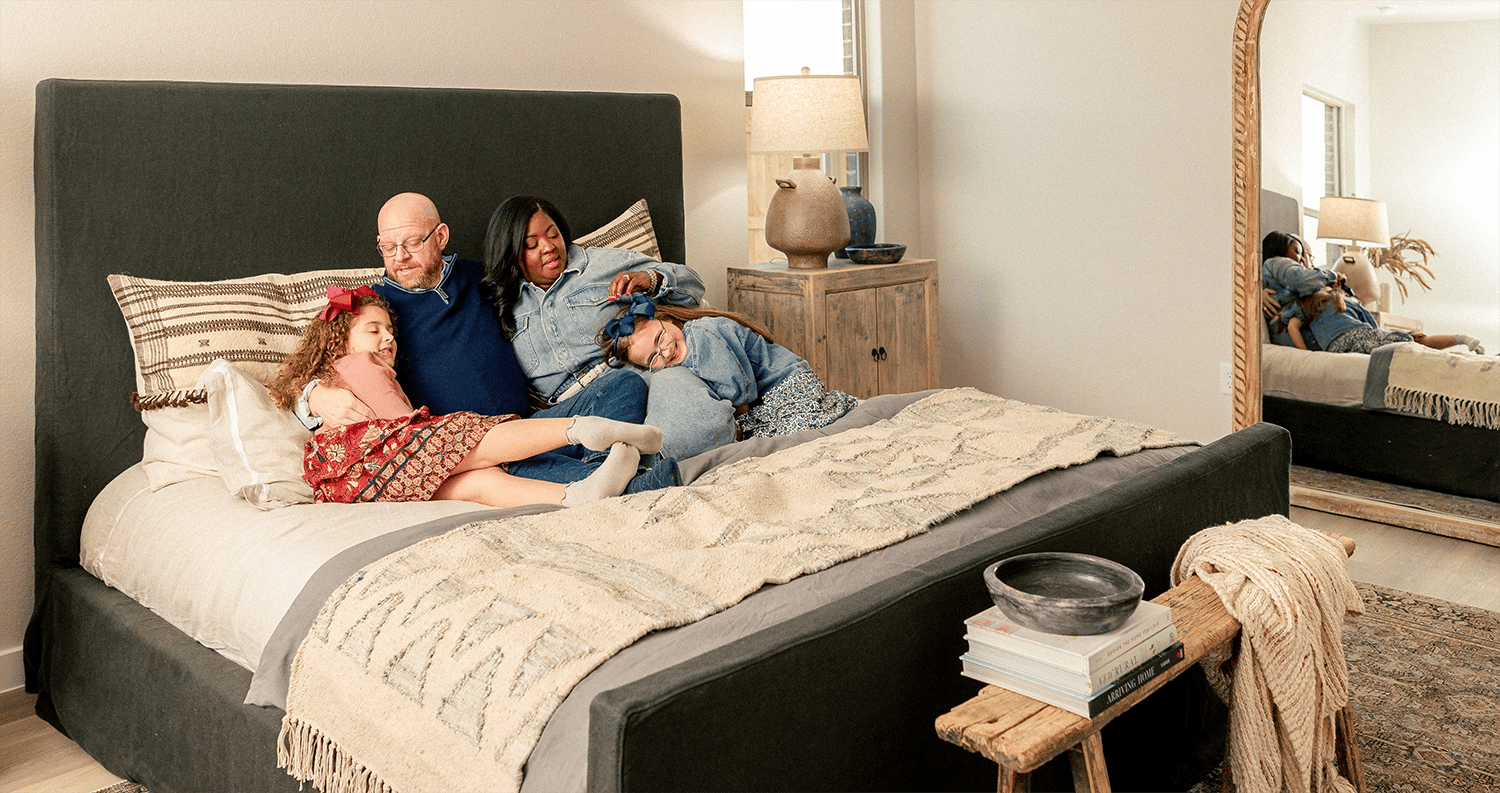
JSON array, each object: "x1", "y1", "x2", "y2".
[
  {"x1": 108, "y1": 268, "x2": 383, "y2": 410},
  {"x1": 573, "y1": 198, "x2": 660, "y2": 260}
]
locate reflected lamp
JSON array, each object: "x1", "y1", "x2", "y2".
[{"x1": 1317, "y1": 196, "x2": 1390, "y2": 306}]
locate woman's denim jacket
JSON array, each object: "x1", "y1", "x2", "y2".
[{"x1": 511, "y1": 244, "x2": 705, "y2": 401}]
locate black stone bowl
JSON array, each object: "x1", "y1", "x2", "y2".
[
  {"x1": 845, "y1": 243, "x2": 906, "y2": 264},
  {"x1": 982, "y1": 552, "x2": 1144, "y2": 635}
]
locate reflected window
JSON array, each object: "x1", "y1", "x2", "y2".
[{"x1": 1302, "y1": 91, "x2": 1346, "y2": 266}]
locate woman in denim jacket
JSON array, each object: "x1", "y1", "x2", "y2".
[{"x1": 484, "y1": 195, "x2": 737, "y2": 459}]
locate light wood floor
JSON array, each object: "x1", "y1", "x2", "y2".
[{"x1": 2, "y1": 507, "x2": 1497, "y2": 793}]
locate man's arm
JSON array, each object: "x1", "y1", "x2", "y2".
[{"x1": 302, "y1": 381, "x2": 378, "y2": 430}]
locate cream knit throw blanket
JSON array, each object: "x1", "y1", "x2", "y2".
[
  {"x1": 1385, "y1": 343, "x2": 1500, "y2": 429},
  {"x1": 279, "y1": 389, "x2": 1184, "y2": 793},
  {"x1": 1171, "y1": 516, "x2": 1364, "y2": 793}
]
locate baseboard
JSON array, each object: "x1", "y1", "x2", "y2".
[{"x1": 0, "y1": 644, "x2": 23, "y2": 694}]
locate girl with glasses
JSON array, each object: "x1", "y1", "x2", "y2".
[{"x1": 597, "y1": 295, "x2": 858, "y2": 439}]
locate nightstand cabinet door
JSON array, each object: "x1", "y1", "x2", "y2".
[
  {"x1": 726, "y1": 259, "x2": 939, "y2": 400},
  {"x1": 823, "y1": 288, "x2": 880, "y2": 398},
  {"x1": 874, "y1": 278, "x2": 933, "y2": 395}
]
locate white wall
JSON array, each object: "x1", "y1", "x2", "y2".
[
  {"x1": 912, "y1": 0, "x2": 1240, "y2": 442},
  {"x1": 0, "y1": 0, "x2": 745, "y2": 693},
  {"x1": 1260, "y1": 7, "x2": 1498, "y2": 343},
  {"x1": 1260, "y1": 1, "x2": 1373, "y2": 204},
  {"x1": 1370, "y1": 21, "x2": 1500, "y2": 341}
]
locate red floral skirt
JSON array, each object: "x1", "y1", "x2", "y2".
[{"x1": 304, "y1": 407, "x2": 516, "y2": 503}]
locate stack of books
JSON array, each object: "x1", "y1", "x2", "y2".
[{"x1": 960, "y1": 600, "x2": 1183, "y2": 718}]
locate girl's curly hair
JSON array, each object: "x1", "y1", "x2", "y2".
[
  {"x1": 269, "y1": 294, "x2": 394, "y2": 411},
  {"x1": 596, "y1": 302, "x2": 775, "y2": 370}
]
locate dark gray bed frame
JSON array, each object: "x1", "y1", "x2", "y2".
[{"x1": 30, "y1": 78, "x2": 1291, "y2": 792}]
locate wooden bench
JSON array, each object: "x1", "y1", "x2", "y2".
[{"x1": 935, "y1": 536, "x2": 1366, "y2": 793}]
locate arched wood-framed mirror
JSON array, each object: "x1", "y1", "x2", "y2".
[
  {"x1": 1230, "y1": 0, "x2": 1268, "y2": 433},
  {"x1": 1232, "y1": 0, "x2": 1499, "y2": 544}
]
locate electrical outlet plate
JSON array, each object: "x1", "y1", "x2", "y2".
[{"x1": 1220, "y1": 362, "x2": 1233, "y2": 394}]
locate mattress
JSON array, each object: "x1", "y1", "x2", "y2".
[{"x1": 1259, "y1": 342, "x2": 1368, "y2": 407}]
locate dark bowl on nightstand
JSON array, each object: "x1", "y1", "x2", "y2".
[
  {"x1": 982, "y1": 552, "x2": 1144, "y2": 635},
  {"x1": 845, "y1": 243, "x2": 906, "y2": 264}
]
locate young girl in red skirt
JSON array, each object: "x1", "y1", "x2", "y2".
[{"x1": 270, "y1": 286, "x2": 662, "y2": 508}]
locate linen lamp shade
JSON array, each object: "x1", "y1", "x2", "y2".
[
  {"x1": 750, "y1": 70, "x2": 870, "y2": 269},
  {"x1": 1317, "y1": 196, "x2": 1391, "y2": 306}
]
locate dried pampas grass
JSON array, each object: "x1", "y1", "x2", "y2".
[{"x1": 1373, "y1": 234, "x2": 1436, "y2": 302}]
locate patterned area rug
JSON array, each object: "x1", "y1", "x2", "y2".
[
  {"x1": 89, "y1": 783, "x2": 148, "y2": 793},
  {"x1": 1191, "y1": 581, "x2": 1500, "y2": 792}
]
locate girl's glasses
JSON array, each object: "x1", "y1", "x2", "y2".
[{"x1": 643, "y1": 322, "x2": 672, "y2": 371}]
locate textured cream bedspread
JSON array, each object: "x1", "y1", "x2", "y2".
[{"x1": 280, "y1": 389, "x2": 1185, "y2": 793}]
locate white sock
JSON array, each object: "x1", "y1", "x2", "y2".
[
  {"x1": 1455, "y1": 334, "x2": 1485, "y2": 355},
  {"x1": 560, "y1": 443, "x2": 640, "y2": 507},
  {"x1": 566, "y1": 416, "x2": 663, "y2": 454}
]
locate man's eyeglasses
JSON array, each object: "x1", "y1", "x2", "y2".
[
  {"x1": 643, "y1": 321, "x2": 672, "y2": 371},
  {"x1": 376, "y1": 223, "x2": 440, "y2": 258}
]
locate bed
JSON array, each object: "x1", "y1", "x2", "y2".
[
  {"x1": 1257, "y1": 190, "x2": 1500, "y2": 503},
  {"x1": 29, "y1": 78, "x2": 1293, "y2": 793}
]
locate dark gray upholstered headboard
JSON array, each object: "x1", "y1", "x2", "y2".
[
  {"x1": 1260, "y1": 188, "x2": 1301, "y2": 241},
  {"x1": 32, "y1": 79, "x2": 685, "y2": 597}
]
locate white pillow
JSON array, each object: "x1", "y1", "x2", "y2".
[
  {"x1": 196, "y1": 359, "x2": 314, "y2": 509},
  {"x1": 140, "y1": 405, "x2": 217, "y2": 490}
]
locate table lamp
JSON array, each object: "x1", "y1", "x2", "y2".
[
  {"x1": 750, "y1": 69, "x2": 870, "y2": 269},
  {"x1": 1316, "y1": 196, "x2": 1390, "y2": 306}
]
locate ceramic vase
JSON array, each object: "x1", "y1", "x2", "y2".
[
  {"x1": 764, "y1": 158, "x2": 850, "y2": 269},
  {"x1": 835, "y1": 186, "x2": 877, "y2": 259},
  {"x1": 1334, "y1": 248, "x2": 1381, "y2": 306}
]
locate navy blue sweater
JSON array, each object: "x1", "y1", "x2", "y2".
[{"x1": 375, "y1": 257, "x2": 529, "y2": 417}]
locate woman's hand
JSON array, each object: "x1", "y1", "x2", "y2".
[
  {"x1": 1261, "y1": 288, "x2": 1281, "y2": 319},
  {"x1": 308, "y1": 383, "x2": 376, "y2": 430},
  {"x1": 608, "y1": 270, "x2": 659, "y2": 300}
]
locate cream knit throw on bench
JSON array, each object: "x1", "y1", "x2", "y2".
[
  {"x1": 1172, "y1": 516, "x2": 1364, "y2": 793},
  {"x1": 279, "y1": 389, "x2": 1185, "y2": 793}
]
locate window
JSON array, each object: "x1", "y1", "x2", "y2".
[
  {"x1": 744, "y1": 0, "x2": 863, "y2": 263},
  {"x1": 1301, "y1": 90, "x2": 1346, "y2": 266}
]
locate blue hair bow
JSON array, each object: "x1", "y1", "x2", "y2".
[{"x1": 603, "y1": 293, "x2": 656, "y2": 340}]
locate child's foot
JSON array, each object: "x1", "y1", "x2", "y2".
[
  {"x1": 566, "y1": 416, "x2": 663, "y2": 454},
  {"x1": 1456, "y1": 334, "x2": 1485, "y2": 355},
  {"x1": 560, "y1": 443, "x2": 640, "y2": 506}
]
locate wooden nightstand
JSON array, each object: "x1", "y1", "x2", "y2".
[{"x1": 726, "y1": 259, "x2": 939, "y2": 399}]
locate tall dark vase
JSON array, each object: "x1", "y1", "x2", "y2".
[{"x1": 835, "y1": 186, "x2": 877, "y2": 259}]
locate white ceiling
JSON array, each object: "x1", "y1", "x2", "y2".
[{"x1": 1345, "y1": 0, "x2": 1500, "y2": 23}]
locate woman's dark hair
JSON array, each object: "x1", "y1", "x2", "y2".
[
  {"x1": 1261, "y1": 230, "x2": 1298, "y2": 262},
  {"x1": 482, "y1": 195, "x2": 572, "y2": 337}
]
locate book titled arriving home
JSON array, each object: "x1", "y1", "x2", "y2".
[
  {"x1": 960, "y1": 641, "x2": 1185, "y2": 719},
  {"x1": 964, "y1": 599, "x2": 1174, "y2": 677},
  {"x1": 964, "y1": 622, "x2": 1180, "y2": 695}
]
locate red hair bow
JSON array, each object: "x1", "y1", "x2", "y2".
[{"x1": 318, "y1": 284, "x2": 377, "y2": 321}]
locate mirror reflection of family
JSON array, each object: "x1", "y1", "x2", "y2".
[{"x1": 1260, "y1": 230, "x2": 1484, "y2": 356}]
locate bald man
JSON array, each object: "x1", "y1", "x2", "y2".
[{"x1": 301, "y1": 193, "x2": 671, "y2": 490}]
